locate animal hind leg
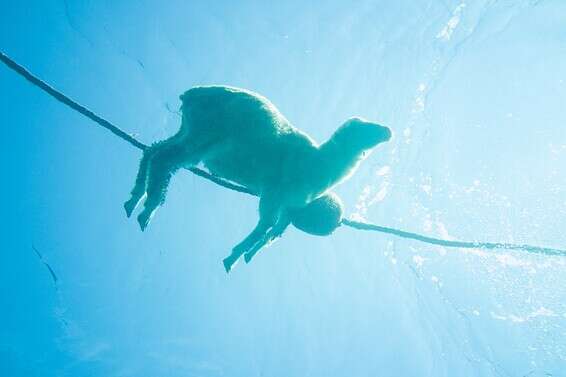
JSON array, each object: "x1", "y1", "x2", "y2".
[
  {"x1": 124, "y1": 145, "x2": 159, "y2": 217},
  {"x1": 137, "y1": 140, "x2": 204, "y2": 231}
]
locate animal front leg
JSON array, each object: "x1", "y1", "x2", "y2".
[
  {"x1": 222, "y1": 194, "x2": 281, "y2": 273},
  {"x1": 243, "y1": 214, "x2": 290, "y2": 264},
  {"x1": 222, "y1": 219, "x2": 272, "y2": 273}
]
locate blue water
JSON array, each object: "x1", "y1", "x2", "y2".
[{"x1": 2, "y1": 0, "x2": 566, "y2": 375}]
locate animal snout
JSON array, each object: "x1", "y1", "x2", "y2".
[
  {"x1": 355, "y1": 118, "x2": 392, "y2": 145},
  {"x1": 378, "y1": 124, "x2": 392, "y2": 142}
]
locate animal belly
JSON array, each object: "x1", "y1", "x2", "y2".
[{"x1": 201, "y1": 142, "x2": 281, "y2": 192}]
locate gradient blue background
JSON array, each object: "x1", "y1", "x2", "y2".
[{"x1": 1, "y1": 0, "x2": 566, "y2": 375}]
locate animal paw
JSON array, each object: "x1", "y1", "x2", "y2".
[
  {"x1": 243, "y1": 251, "x2": 255, "y2": 264},
  {"x1": 222, "y1": 255, "x2": 238, "y2": 273},
  {"x1": 137, "y1": 209, "x2": 154, "y2": 231},
  {"x1": 124, "y1": 198, "x2": 138, "y2": 218},
  {"x1": 244, "y1": 244, "x2": 265, "y2": 263}
]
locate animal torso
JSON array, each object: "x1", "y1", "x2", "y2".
[{"x1": 180, "y1": 86, "x2": 324, "y2": 204}]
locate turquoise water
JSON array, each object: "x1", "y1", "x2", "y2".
[{"x1": 2, "y1": 0, "x2": 566, "y2": 375}]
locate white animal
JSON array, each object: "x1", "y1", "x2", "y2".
[{"x1": 124, "y1": 86, "x2": 391, "y2": 272}]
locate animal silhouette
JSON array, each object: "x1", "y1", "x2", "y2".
[{"x1": 124, "y1": 86, "x2": 392, "y2": 272}]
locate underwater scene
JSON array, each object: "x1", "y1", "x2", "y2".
[{"x1": 1, "y1": 0, "x2": 566, "y2": 376}]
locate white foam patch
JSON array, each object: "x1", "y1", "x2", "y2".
[
  {"x1": 368, "y1": 183, "x2": 390, "y2": 206},
  {"x1": 491, "y1": 307, "x2": 558, "y2": 323},
  {"x1": 437, "y1": 3, "x2": 466, "y2": 41},
  {"x1": 376, "y1": 165, "x2": 391, "y2": 176},
  {"x1": 413, "y1": 255, "x2": 426, "y2": 268}
]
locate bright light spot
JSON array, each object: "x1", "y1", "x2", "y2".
[
  {"x1": 437, "y1": 3, "x2": 466, "y2": 41},
  {"x1": 413, "y1": 255, "x2": 426, "y2": 267},
  {"x1": 376, "y1": 166, "x2": 391, "y2": 176}
]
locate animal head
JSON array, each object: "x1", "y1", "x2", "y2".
[
  {"x1": 332, "y1": 117, "x2": 392, "y2": 153},
  {"x1": 290, "y1": 192, "x2": 344, "y2": 236}
]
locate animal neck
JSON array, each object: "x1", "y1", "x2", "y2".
[{"x1": 317, "y1": 139, "x2": 366, "y2": 190}]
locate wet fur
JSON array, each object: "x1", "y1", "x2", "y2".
[{"x1": 124, "y1": 86, "x2": 391, "y2": 272}]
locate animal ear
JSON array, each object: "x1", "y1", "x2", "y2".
[{"x1": 290, "y1": 193, "x2": 344, "y2": 236}]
